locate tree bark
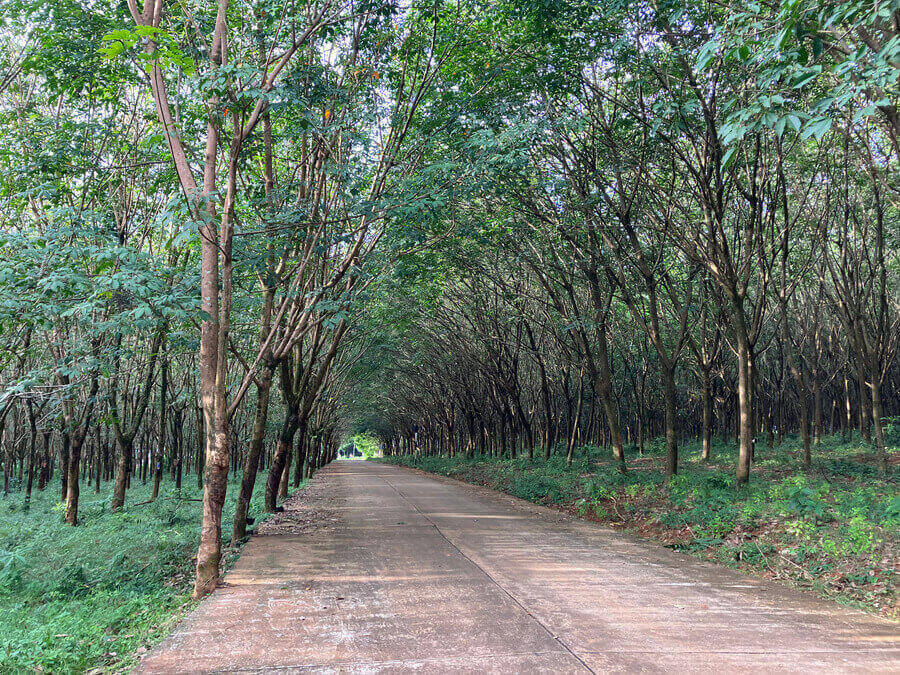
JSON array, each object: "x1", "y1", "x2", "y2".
[
  {"x1": 59, "y1": 432, "x2": 69, "y2": 503},
  {"x1": 64, "y1": 431, "x2": 87, "y2": 525},
  {"x1": 700, "y1": 371, "x2": 712, "y2": 461},
  {"x1": 265, "y1": 408, "x2": 299, "y2": 512},
  {"x1": 111, "y1": 438, "x2": 131, "y2": 510},
  {"x1": 734, "y1": 310, "x2": 754, "y2": 485},
  {"x1": 152, "y1": 343, "x2": 167, "y2": 501},
  {"x1": 233, "y1": 365, "x2": 275, "y2": 541},
  {"x1": 662, "y1": 363, "x2": 678, "y2": 477}
]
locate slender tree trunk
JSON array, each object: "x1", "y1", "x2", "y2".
[
  {"x1": 64, "y1": 430, "x2": 87, "y2": 526},
  {"x1": 152, "y1": 347, "x2": 167, "y2": 501},
  {"x1": 233, "y1": 366, "x2": 274, "y2": 541},
  {"x1": 93, "y1": 425, "x2": 102, "y2": 493},
  {"x1": 812, "y1": 378, "x2": 823, "y2": 445},
  {"x1": 265, "y1": 410, "x2": 299, "y2": 512},
  {"x1": 733, "y1": 306, "x2": 754, "y2": 485},
  {"x1": 869, "y1": 369, "x2": 888, "y2": 473},
  {"x1": 566, "y1": 367, "x2": 585, "y2": 465},
  {"x1": 174, "y1": 416, "x2": 184, "y2": 490},
  {"x1": 843, "y1": 375, "x2": 852, "y2": 441},
  {"x1": 111, "y1": 438, "x2": 131, "y2": 510},
  {"x1": 857, "y1": 364, "x2": 871, "y2": 441},
  {"x1": 278, "y1": 444, "x2": 292, "y2": 499},
  {"x1": 701, "y1": 371, "x2": 713, "y2": 461},
  {"x1": 830, "y1": 398, "x2": 836, "y2": 436},
  {"x1": 24, "y1": 406, "x2": 38, "y2": 505},
  {"x1": 293, "y1": 421, "x2": 307, "y2": 487},
  {"x1": 59, "y1": 432, "x2": 69, "y2": 503},
  {"x1": 592, "y1": 331, "x2": 625, "y2": 472},
  {"x1": 37, "y1": 431, "x2": 51, "y2": 490},
  {"x1": 662, "y1": 363, "x2": 678, "y2": 478}
]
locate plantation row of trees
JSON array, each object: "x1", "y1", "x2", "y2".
[
  {"x1": 0, "y1": 0, "x2": 896, "y2": 600},
  {"x1": 348, "y1": 0, "x2": 899, "y2": 481},
  {"x1": 0, "y1": 0, "x2": 472, "y2": 599},
  {"x1": 0, "y1": 359, "x2": 342, "y2": 512},
  {"x1": 370, "y1": 229, "x2": 898, "y2": 470}
]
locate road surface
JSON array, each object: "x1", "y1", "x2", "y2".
[{"x1": 139, "y1": 460, "x2": 899, "y2": 673}]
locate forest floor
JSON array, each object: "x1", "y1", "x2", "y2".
[
  {"x1": 383, "y1": 432, "x2": 899, "y2": 619},
  {"x1": 139, "y1": 460, "x2": 898, "y2": 673},
  {"x1": 0, "y1": 473, "x2": 290, "y2": 673}
]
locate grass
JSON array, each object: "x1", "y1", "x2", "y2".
[
  {"x1": 383, "y1": 431, "x2": 898, "y2": 618},
  {"x1": 0, "y1": 473, "x2": 279, "y2": 673}
]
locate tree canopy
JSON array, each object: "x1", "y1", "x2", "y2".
[{"x1": 0, "y1": 0, "x2": 896, "y2": 604}]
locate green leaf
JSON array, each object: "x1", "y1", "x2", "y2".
[
  {"x1": 695, "y1": 40, "x2": 718, "y2": 71},
  {"x1": 792, "y1": 71, "x2": 818, "y2": 88},
  {"x1": 776, "y1": 22, "x2": 794, "y2": 51},
  {"x1": 802, "y1": 117, "x2": 832, "y2": 141},
  {"x1": 721, "y1": 146, "x2": 737, "y2": 168},
  {"x1": 774, "y1": 116, "x2": 787, "y2": 137},
  {"x1": 812, "y1": 36, "x2": 823, "y2": 59}
]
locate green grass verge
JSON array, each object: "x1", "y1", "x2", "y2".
[
  {"x1": 0, "y1": 474, "x2": 280, "y2": 673},
  {"x1": 382, "y1": 432, "x2": 898, "y2": 618}
]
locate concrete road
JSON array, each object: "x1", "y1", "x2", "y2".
[{"x1": 139, "y1": 461, "x2": 899, "y2": 673}]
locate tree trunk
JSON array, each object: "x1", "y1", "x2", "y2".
[
  {"x1": 843, "y1": 375, "x2": 852, "y2": 441},
  {"x1": 265, "y1": 410, "x2": 299, "y2": 512},
  {"x1": 278, "y1": 444, "x2": 292, "y2": 499},
  {"x1": 662, "y1": 363, "x2": 678, "y2": 478},
  {"x1": 857, "y1": 364, "x2": 871, "y2": 441},
  {"x1": 566, "y1": 367, "x2": 585, "y2": 465},
  {"x1": 194, "y1": 418, "x2": 229, "y2": 597},
  {"x1": 293, "y1": 422, "x2": 307, "y2": 487},
  {"x1": 152, "y1": 347, "x2": 167, "y2": 501},
  {"x1": 174, "y1": 416, "x2": 184, "y2": 490},
  {"x1": 93, "y1": 425, "x2": 102, "y2": 493},
  {"x1": 233, "y1": 366, "x2": 274, "y2": 541},
  {"x1": 701, "y1": 371, "x2": 712, "y2": 461},
  {"x1": 64, "y1": 431, "x2": 86, "y2": 526},
  {"x1": 37, "y1": 431, "x2": 51, "y2": 490},
  {"x1": 869, "y1": 370, "x2": 888, "y2": 473},
  {"x1": 733, "y1": 305, "x2": 754, "y2": 485},
  {"x1": 111, "y1": 438, "x2": 131, "y2": 510},
  {"x1": 59, "y1": 432, "x2": 70, "y2": 503},
  {"x1": 812, "y1": 379, "x2": 823, "y2": 446},
  {"x1": 595, "y1": 331, "x2": 626, "y2": 472}
]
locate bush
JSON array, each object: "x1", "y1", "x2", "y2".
[
  {"x1": 510, "y1": 472, "x2": 559, "y2": 502},
  {"x1": 778, "y1": 478, "x2": 832, "y2": 522},
  {"x1": 883, "y1": 416, "x2": 900, "y2": 447}
]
